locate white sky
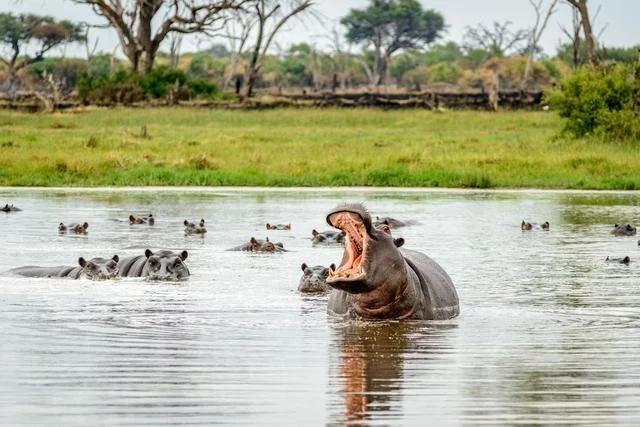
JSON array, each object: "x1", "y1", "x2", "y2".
[{"x1": 1, "y1": 0, "x2": 638, "y2": 59}]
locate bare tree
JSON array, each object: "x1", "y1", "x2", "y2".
[
  {"x1": 73, "y1": 0, "x2": 248, "y2": 73},
  {"x1": 223, "y1": 10, "x2": 255, "y2": 91},
  {"x1": 522, "y1": 0, "x2": 558, "y2": 88},
  {"x1": 462, "y1": 21, "x2": 529, "y2": 58},
  {"x1": 168, "y1": 33, "x2": 183, "y2": 69},
  {"x1": 564, "y1": 0, "x2": 599, "y2": 65},
  {"x1": 559, "y1": 5, "x2": 582, "y2": 68},
  {"x1": 241, "y1": 0, "x2": 314, "y2": 98}
]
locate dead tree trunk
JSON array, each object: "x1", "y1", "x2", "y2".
[{"x1": 565, "y1": 0, "x2": 600, "y2": 66}]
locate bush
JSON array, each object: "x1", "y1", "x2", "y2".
[
  {"x1": 546, "y1": 64, "x2": 640, "y2": 140},
  {"x1": 77, "y1": 66, "x2": 222, "y2": 104}
]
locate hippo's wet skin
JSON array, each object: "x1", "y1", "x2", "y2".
[
  {"x1": 228, "y1": 237, "x2": 286, "y2": 252},
  {"x1": 325, "y1": 203, "x2": 459, "y2": 321},
  {"x1": 312, "y1": 229, "x2": 345, "y2": 245},
  {"x1": 117, "y1": 249, "x2": 190, "y2": 280},
  {"x1": 184, "y1": 219, "x2": 207, "y2": 235},
  {"x1": 1, "y1": 204, "x2": 21, "y2": 212},
  {"x1": 521, "y1": 220, "x2": 550, "y2": 231},
  {"x1": 374, "y1": 216, "x2": 407, "y2": 229},
  {"x1": 59, "y1": 222, "x2": 89, "y2": 234},
  {"x1": 611, "y1": 224, "x2": 636, "y2": 236},
  {"x1": 130, "y1": 214, "x2": 155, "y2": 225},
  {"x1": 266, "y1": 223, "x2": 291, "y2": 230},
  {"x1": 8, "y1": 255, "x2": 120, "y2": 280},
  {"x1": 298, "y1": 263, "x2": 336, "y2": 293}
]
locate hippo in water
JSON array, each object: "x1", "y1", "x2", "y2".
[
  {"x1": 1, "y1": 204, "x2": 21, "y2": 212},
  {"x1": 8, "y1": 255, "x2": 120, "y2": 280},
  {"x1": 325, "y1": 203, "x2": 459, "y2": 321},
  {"x1": 117, "y1": 249, "x2": 190, "y2": 280},
  {"x1": 606, "y1": 256, "x2": 631, "y2": 264},
  {"x1": 312, "y1": 229, "x2": 345, "y2": 245},
  {"x1": 298, "y1": 263, "x2": 336, "y2": 293},
  {"x1": 130, "y1": 214, "x2": 155, "y2": 225},
  {"x1": 374, "y1": 216, "x2": 407, "y2": 229},
  {"x1": 521, "y1": 220, "x2": 550, "y2": 231},
  {"x1": 611, "y1": 224, "x2": 636, "y2": 236},
  {"x1": 228, "y1": 237, "x2": 286, "y2": 252},
  {"x1": 59, "y1": 222, "x2": 89, "y2": 234},
  {"x1": 266, "y1": 223, "x2": 291, "y2": 230},
  {"x1": 184, "y1": 219, "x2": 207, "y2": 235}
]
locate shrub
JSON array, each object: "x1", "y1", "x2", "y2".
[{"x1": 546, "y1": 64, "x2": 640, "y2": 140}]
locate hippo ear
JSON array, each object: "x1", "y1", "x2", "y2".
[
  {"x1": 624, "y1": 256, "x2": 630, "y2": 263},
  {"x1": 83, "y1": 222, "x2": 89, "y2": 229},
  {"x1": 301, "y1": 263, "x2": 308, "y2": 272},
  {"x1": 606, "y1": 256, "x2": 610, "y2": 261},
  {"x1": 145, "y1": 249, "x2": 153, "y2": 258},
  {"x1": 394, "y1": 237, "x2": 405, "y2": 248},
  {"x1": 129, "y1": 215, "x2": 136, "y2": 222},
  {"x1": 312, "y1": 229, "x2": 318, "y2": 237},
  {"x1": 200, "y1": 219, "x2": 205, "y2": 224},
  {"x1": 340, "y1": 231, "x2": 346, "y2": 236},
  {"x1": 180, "y1": 250, "x2": 188, "y2": 260},
  {"x1": 521, "y1": 220, "x2": 525, "y2": 225},
  {"x1": 330, "y1": 263, "x2": 336, "y2": 271},
  {"x1": 250, "y1": 237, "x2": 257, "y2": 244},
  {"x1": 78, "y1": 257, "x2": 87, "y2": 267},
  {"x1": 149, "y1": 214, "x2": 153, "y2": 217},
  {"x1": 112, "y1": 254, "x2": 119, "y2": 263},
  {"x1": 614, "y1": 224, "x2": 619, "y2": 228},
  {"x1": 184, "y1": 220, "x2": 189, "y2": 226},
  {"x1": 266, "y1": 223, "x2": 271, "y2": 229},
  {"x1": 266, "y1": 237, "x2": 270, "y2": 242}
]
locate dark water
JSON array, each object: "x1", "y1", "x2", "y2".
[{"x1": 1, "y1": 188, "x2": 640, "y2": 426}]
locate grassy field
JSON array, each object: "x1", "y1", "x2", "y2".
[{"x1": 0, "y1": 107, "x2": 638, "y2": 189}]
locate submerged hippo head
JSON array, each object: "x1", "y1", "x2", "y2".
[
  {"x1": 374, "y1": 216, "x2": 406, "y2": 229},
  {"x1": 298, "y1": 263, "x2": 336, "y2": 293},
  {"x1": 266, "y1": 223, "x2": 291, "y2": 230},
  {"x1": 59, "y1": 222, "x2": 89, "y2": 234},
  {"x1": 612, "y1": 224, "x2": 637, "y2": 236},
  {"x1": 184, "y1": 219, "x2": 207, "y2": 235},
  {"x1": 79, "y1": 255, "x2": 120, "y2": 280},
  {"x1": 606, "y1": 256, "x2": 631, "y2": 264},
  {"x1": 325, "y1": 203, "x2": 406, "y2": 294},
  {"x1": 248, "y1": 237, "x2": 285, "y2": 253},
  {"x1": 521, "y1": 220, "x2": 549, "y2": 231},
  {"x1": 144, "y1": 249, "x2": 189, "y2": 281},
  {"x1": 130, "y1": 214, "x2": 154, "y2": 225},
  {"x1": 311, "y1": 229, "x2": 346, "y2": 245}
]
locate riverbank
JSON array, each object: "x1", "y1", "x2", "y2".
[{"x1": 0, "y1": 108, "x2": 638, "y2": 189}]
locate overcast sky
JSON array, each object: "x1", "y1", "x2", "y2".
[{"x1": 2, "y1": 0, "x2": 638, "y2": 58}]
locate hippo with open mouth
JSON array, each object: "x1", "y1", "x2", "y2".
[
  {"x1": 117, "y1": 249, "x2": 190, "y2": 280},
  {"x1": 59, "y1": 222, "x2": 89, "y2": 234},
  {"x1": 8, "y1": 255, "x2": 120, "y2": 280},
  {"x1": 184, "y1": 219, "x2": 207, "y2": 235},
  {"x1": 325, "y1": 203, "x2": 459, "y2": 321}
]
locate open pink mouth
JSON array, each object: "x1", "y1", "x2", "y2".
[{"x1": 327, "y1": 212, "x2": 369, "y2": 282}]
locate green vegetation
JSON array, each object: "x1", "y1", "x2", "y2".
[
  {"x1": 0, "y1": 108, "x2": 639, "y2": 189},
  {"x1": 547, "y1": 64, "x2": 640, "y2": 140}
]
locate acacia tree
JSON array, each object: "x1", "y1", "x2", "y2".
[
  {"x1": 565, "y1": 0, "x2": 599, "y2": 66},
  {"x1": 341, "y1": 0, "x2": 444, "y2": 86},
  {"x1": 462, "y1": 21, "x2": 529, "y2": 59},
  {"x1": 0, "y1": 13, "x2": 84, "y2": 88},
  {"x1": 73, "y1": 0, "x2": 248, "y2": 73}
]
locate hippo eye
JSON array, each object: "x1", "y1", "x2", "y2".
[
  {"x1": 174, "y1": 259, "x2": 182, "y2": 267},
  {"x1": 317, "y1": 236, "x2": 325, "y2": 241},
  {"x1": 304, "y1": 269, "x2": 311, "y2": 276},
  {"x1": 87, "y1": 263, "x2": 96, "y2": 270},
  {"x1": 321, "y1": 269, "x2": 329, "y2": 276}
]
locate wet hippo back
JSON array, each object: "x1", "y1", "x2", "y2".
[{"x1": 8, "y1": 255, "x2": 119, "y2": 280}]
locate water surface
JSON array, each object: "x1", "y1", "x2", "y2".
[{"x1": 1, "y1": 188, "x2": 640, "y2": 426}]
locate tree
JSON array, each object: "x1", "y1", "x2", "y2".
[
  {"x1": 462, "y1": 21, "x2": 529, "y2": 59},
  {"x1": 73, "y1": 0, "x2": 247, "y2": 73},
  {"x1": 240, "y1": 0, "x2": 314, "y2": 98},
  {"x1": 559, "y1": 6, "x2": 583, "y2": 68},
  {"x1": 0, "y1": 13, "x2": 84, "y2": 89},
  {"x1": 341, "y1": 0, "x2": 444, "y2": 86},
  {"x1": 522, "y1": 0, "x2": 558, "y2": 88},
  {"x1": 565, "y1": 0, "x2": 599, "y2": 66}
]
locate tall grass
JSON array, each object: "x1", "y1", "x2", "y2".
[{"x1": 0, "y1": 108, "x2": 638, "y2": 188}]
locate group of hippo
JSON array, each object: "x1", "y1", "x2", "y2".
[{"x1": 2, "y1": 202, "x2": 461, "y2": 321}]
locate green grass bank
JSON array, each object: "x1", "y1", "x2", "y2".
[{"x1": 0, "y1": 108, "x2": 638, "y2": 189}]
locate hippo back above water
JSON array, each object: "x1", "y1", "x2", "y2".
[
  {"x1": 325, "y1": 203, "x2": 459, "y2": 321},
  {"x1": 117, "y1": 249, "x2": 190, "y2": 280}
]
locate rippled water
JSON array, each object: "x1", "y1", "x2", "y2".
[{"x1": 1, "y1": 188, "x2": 640, "y2": 426}]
